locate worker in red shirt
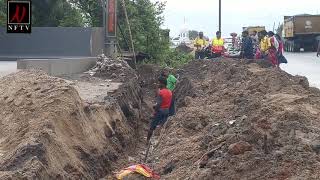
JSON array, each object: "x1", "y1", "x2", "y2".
[{"x1": 147, "y1": 77, "x2": 172, "y2": 143}]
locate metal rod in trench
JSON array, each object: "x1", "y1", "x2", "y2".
[
  {"x1": 144, "y1": 139, "x2": 152, "y2": 163},
  {"x1": 144, "y1": 119, "x2": 170, "y2": 163}
]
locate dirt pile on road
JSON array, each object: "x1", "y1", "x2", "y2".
[
  {"x1": 0, "y1": 70, "x2": 143, "y2": 179},
  {"x1": 151, "y1": 59, "x2": 320, "y2": 179},
  {"x1": 86, "y1": 54, "x2": 137, "y2": 82}
]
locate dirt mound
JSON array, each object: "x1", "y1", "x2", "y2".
[
  {"x1": 151, "y1": 59, "x2": 320, "y2": 179},
  {"x1": 86, "y1": 54, "x2": 137, "y2": 82},
  {"x1": 137, "y1": 64, "x2": 161, "y2": 89},
  {"x1": 0, "y1": 70, "x2": 142, "y2": 179}
]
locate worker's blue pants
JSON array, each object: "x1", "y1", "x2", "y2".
[
  {"x1": 150, "y1": 109, "x2": 169, "y2": 131},
  {"x1": 169, "y1": 94, "x2": 175, "y2": 116}
]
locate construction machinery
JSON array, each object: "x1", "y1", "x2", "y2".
[{"x1": 284, "y1": 15, "x2": 320, "y2": 52}]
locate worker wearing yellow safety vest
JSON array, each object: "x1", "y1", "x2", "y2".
[
  {"x1": 211, "y1": 31, "x2": 224, "y2": 57},
  {"x1": 194, "y1": 32, "x2": 207, "y2": 59},
  {"x1": 259, "y1": 30, "x2": 269, "y2": 57}
]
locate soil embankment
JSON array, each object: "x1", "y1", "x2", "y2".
[
  {"x1": 0, "y1": 57, "x2": 144, "y2": 179},
  {"x1": 150, "y1": 59, "x2": 320, "y2": 180}
]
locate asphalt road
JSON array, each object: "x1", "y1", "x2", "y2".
[
  {"x1": 0, "y1": 61, "x2": 16, "y2": 77},
  {"x1": 0, "y1": 53, "x2": 320, "y2": 88},
  {"x1": 281, "y1": 52, "x2": 320, "y2": 88}
]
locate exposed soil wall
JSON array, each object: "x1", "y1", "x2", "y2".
[
  {"x1": 3, "y1": 58, "x2": 320, "y2": 180},
  {"x1": 151, "y1": 59, "x2": 320, "y2": 180},
  {"x1": 0, "y1": 70, "x2": 144, "y2": 179}
]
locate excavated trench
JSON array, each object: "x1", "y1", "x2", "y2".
[
  {"x1": 3, "y1": 58, "x2": 320, "y2": 180},
  {"x1": 0, "y1": 59, "x2": 255, "y2": 179}
]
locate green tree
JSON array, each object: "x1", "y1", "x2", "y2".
[
  {"x1": 57, "y1": 6, "x2": 85, "y2": 27},
  {"x1": 117, "y1": 0, "x2": 168, "y2": 61},
  {"x1": 68, "y1": 0, "x2": 170, "y2": 60},
  {"x1": 32, "y1": 0, "x2": 84, "y2": 27},
  {"x1": 189, "y1": 30, "x2": 199, "y2": 40},
  {"x1": 0, "y1": 0, "x2": 6, "y2": 27},
  {"x1": 0, "y1": 0, "x2": 84, "y2": 27},
  {"x1": 163, "y1": 49, "x2": 193, "y2": 68},
  {"x1": 69, "y1": 0, "x2": 103, "y2": 27}
]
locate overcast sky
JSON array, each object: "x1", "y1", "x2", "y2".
[{"x1": 157, "y1": 0, "x2": 320, "y2": 38}]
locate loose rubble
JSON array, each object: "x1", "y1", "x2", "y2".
[{"x1": 86, "y1": 54, "x2": 137, "y2": 82}]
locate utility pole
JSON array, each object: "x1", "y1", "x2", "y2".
[
  {"x1": 101, "y1": 0, "x2": 117, "y2": 57},
  {"x1": 219, "y1": 0, "x2": 221, "y2": 32},
  {"x1": 273, "y1": 22, "x2": 276, "y2": 32},
  {"x1": 102, "y1": 0, "x2": 106, "y2": 54}
]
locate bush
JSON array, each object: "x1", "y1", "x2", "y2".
[
  {"x1": 164, "y1": 49, "x2": 194, "y2": 68},
  {"x1": 142, "y1": 49, "x2": 193, "y2": 68}
]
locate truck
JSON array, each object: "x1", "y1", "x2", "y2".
[
  {"x1": 284, "y1": 15, "x2": 320, "y2": 52},
  {"x1": 242, "y1": 26, "x2": 265, "y2": 36}
]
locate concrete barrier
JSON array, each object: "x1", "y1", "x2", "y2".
[
  {"x1": 0, "y1": 27, "x2": 104, "y2": 61},
  {"x1": 17, "y1": 57, "x2": 97, "y2": 76}
]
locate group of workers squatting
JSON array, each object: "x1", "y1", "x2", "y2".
[
  {"x1": 194, "y1": 30, "x2": 288, "y2": 68},
  {"x1": 147, "y1": 69, "x2": 177, "y2": 143}
]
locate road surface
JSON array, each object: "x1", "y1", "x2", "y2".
[
  {"x1": 281, "y1": 52, "x2": 320, "y2": 88},
  {"x1": 0, "y1": 53, "x2": 319, "y2": 88},
  {"x1": 0, "y1": 61, "x2": 16, "y2": 77}
]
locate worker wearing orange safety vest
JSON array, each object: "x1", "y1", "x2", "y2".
[{"x1": 211, "y1": 31, "x2": 224, "y2": 57}]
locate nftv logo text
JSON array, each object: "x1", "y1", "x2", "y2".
[{"x1": 7, "y1": 1, "x2": 31, "y2": 33}]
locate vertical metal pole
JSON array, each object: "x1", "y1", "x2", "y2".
[
  {"x1": 102, "y1": 0, "x2": 107, "y2": 54},
  {"x1": 219, "y1": 0, "x2": 221, "y2": 32},
  {"x1": 104, "y1": 0, "x2": 117, "y2": 57},
  {"x1": 106, "y1": 0, "x2": 111, "y2": 56},
  {"x1": 273, "y1": 22, "x2": 275, "y2": 32}
]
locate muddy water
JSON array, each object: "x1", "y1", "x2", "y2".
[{"x1": 281, "y1": 52, "x2": 320, "y2": 88}]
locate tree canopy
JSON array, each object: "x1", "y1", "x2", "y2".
[
  {"x1": 0, "y1": 0, "x2": 191, "y2": 66},
  {"x1": 189, "y1": 30, "x2": 199, "y2": 40},
  {"x1": 117, "y1": 0, "x2": 168, "y2": 60},
  {"x1": 68, "y1": 0, "x2": 170, "y2": 60},
  {"x1": 68, "y1": 0, "x2": 103, "y2": 27},
  {"x1": 0, "y1": 0, "x2": 6, "y2": 27},
  {"x1": 0, "y1": 0, "x2": 84, "y2": 27}
]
